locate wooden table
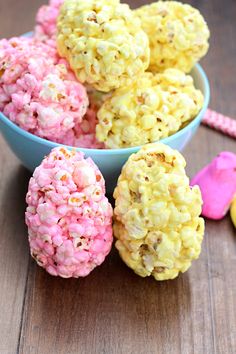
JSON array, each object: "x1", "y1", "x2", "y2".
[{"x1": 0, "y1": 0, "x2": 235, "y2": 353}]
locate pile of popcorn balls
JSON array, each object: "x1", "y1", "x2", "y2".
[
  {"x1": 0, "y1": 0, "x2": 209, "y2": 149},
  {"x1": 0, "y1": 0, "x2": 210, "y2": 279}
]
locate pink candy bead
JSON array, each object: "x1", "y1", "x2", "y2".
[
  {"x1": 0, "y1": 37, "x2": 89, "y2": 143},
  {"x1": 25, "y1": 147, "x2": 113, "y2": 278},
  {"x1": 202, "y1": 109, "x2": 236, "y2": 139}
]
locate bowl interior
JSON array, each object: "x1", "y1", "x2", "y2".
[{"x1": 0, "y1": 63, "x2": 210, "y2": 193}]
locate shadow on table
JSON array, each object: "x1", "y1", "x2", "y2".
[
  {"x1": 21, "y1": 245, "x2": 192, "y2": 352},
  {"x1": 1, "y1": 164, "x2": 31, "y2": 261}
]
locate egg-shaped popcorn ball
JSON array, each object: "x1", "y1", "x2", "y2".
[
  {"x1": 25, "y1": 147, "x2": 113, "y2": 278},
  {"x1": 57, "y1": 0, "x2": 150, "y2": 92},
  {"x1": 0, "y1": 37, "x2": 89, "y2": 143},
  {"x1": 113, "y1": 143, "x2": 204, "y2": 281},
  {"x1": 135, "y1": 1, "x2": 210, "y2": 73},
  {"x1": 96, "y1": 69, "x2": 203, "y2": 148},
  {"x1": 35, "y1": 0, "x2": 64, "y2": 41}
]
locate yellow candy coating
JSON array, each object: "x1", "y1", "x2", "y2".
[
  {"x1": 57, "y1": 0, "x2": 150, "y2": 92},
  {"x1": 96, "y1": 69, "x2": 203, "y2": 148},
  {"x1": 230, "y1": 195, "x2": 236, "y2": 228},
  {"x1": 135, "y1": 1, "x2": 210, "y2": 73},
  {"x1": 113, "y1": 143, "x2": 204, "y2": 281}
]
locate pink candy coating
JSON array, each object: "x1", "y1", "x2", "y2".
[
  {"x1": 73, "y1": 103, "x2": 105, "y2": 149},
  {"x1": 0, "y1": 37, "x2": 89, "y2": 143},
  {"x1": 191, "y1": 151, "x2": 236, "y2": 220},
  {"x1": 59, "y1": 103, "x2": 104, "y2": 149},
  {"x1": 34, "y1": 0, "x2": 105, "y2": 150},
  {"x1": 25, "y1": 147, "x2": 113, "y2": 278},
  {"x1": 34, "y1": 0, "x2": 63, "y2": 41}
]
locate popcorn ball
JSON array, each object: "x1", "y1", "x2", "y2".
[
  {"x1": 135, "y1": 1, "x2": 210, "y2": 73},
  {"x1": 113, "y1": 143, "x2": 204, "y2": 281},
  {"x1": 70, "y1": 86, "x2": 110, "y2": 148},
  {"x1": 25, "y1": 147, "x2": 113, "y2": 278},
  {"x1": 73, "y1": 103, "x2": 105, "y2": 149},
  {"x1": 35, "y1": 0, "x2": 63, "y2": 41},
  {"x1": 59, "y1": 85, "x2": 107, "y2": 148},
  {"x1": 0, "y1": 37, "x2": 89, "y2": 143},
  {"x1": 230, "y1": 196, "x2": 236, "y2": 229},
  {"x1": 96, "y1": 69, "x2": 203, "y2": 148},
  {"x1": 57, "y1": 0, "x2": 150, "y2": 92}
]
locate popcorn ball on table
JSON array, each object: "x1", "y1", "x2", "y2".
[
  {"x1": 25, "y1": 147, "x2": 113, "y2": 278},
  {"x1": 135, "y1": 1, "x2": 210, "y2": 73},
  {"x1": 113, "y1": 143, "x2": 204, "y2": 281},
  {"x1": 96, "y1": 69, "x2": 203, "y2": 148},
  {"x1": 57, "y1": 0, "x2": 150, "y2": 92},
  {"x1": 0, "y1": 37, "x2": 89, "y2": 144},
  {"x1": 230, "y1": 196, "x2": 236, "y2": 228}
]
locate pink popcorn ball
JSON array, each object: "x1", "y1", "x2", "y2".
[
  {"x1": 58, "y1": 103, "x2": 105, "y2": 149},
  {"x1": 25, "y1": 147, "x2": 113, "y2": 278},
  {"x1": 73, "y1": 103, "x2": 105, "y2": 149},
  {"x1": 35, "y1": 0, "x2": 64, "y2": 41},
  {"x1": 0, "y1": 37, "x2": 89, "y2": 143}
]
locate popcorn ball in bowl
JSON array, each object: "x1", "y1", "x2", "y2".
[
  {"x1": 72, "y1": 104, "x2": 105, "y2": 149},
  {"x1": 113, "y1": 143, "x2": 204, "y2": 281},
  {"x1": 57, "y1": 0, "x2": 150, "y2": 92},
  {"x1": 35, "y1": 0, "x2": 64, "y2": 42},
  {"x1": 0, "y1": 37, "x2": 89, "y2": 144},
  {"x1": 25, "y1": 147, "x2": 113, "y2": 278},
  {"x1": 135, "y1": 1, "x2": 210, "y2": 73},
  {"x1": 96, "y1": 69, "x2": 203, "y2": 148}
]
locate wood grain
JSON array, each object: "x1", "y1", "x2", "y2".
[
  {"x1": 0, "y1": 0, "x2": 235, "y2": 353},
  {"x1": 0, "y1": 140, "x2": 30, "y2": 354}
]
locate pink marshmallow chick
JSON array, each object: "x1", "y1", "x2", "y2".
[
  {"x1": 191, "y1": 152, "x2": 236, "y2": 220},
  {"x1": 0, "y1": 37, "x2": 89, "y2": 143},
  {"x1": 34, "y1": 0, "x2": 64, "y2": 42},
  {"x1": 25, "y1": 147, "x2": 113, "y2": 278}
]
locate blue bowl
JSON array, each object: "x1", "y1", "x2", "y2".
[{"x1": 0, "y1": 63, "x2": 210, "y2": 192}]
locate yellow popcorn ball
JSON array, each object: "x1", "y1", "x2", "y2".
[
  {"x1": 135, "y1": 1, "x2": 210, "y2": 73},
  {"x1": 230, "y1": 195, "x2": 236, "y2": 228},
  {"x1": 113, "y1": 143, "x2": 204, "y2": 281},
  {"x1": 57, "y1": 0, "x2": 150, "y2": 92},
  {"x1": 96, "y1": 69, "x2": 203, "y2": 148}
]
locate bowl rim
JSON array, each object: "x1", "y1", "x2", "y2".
[{"x1": 0, "y1": 63, "x2": 210, "y2": 156}]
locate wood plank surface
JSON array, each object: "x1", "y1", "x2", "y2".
[{"x1": 0, "y1": 0, "x2": 235, "y2": 353}]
